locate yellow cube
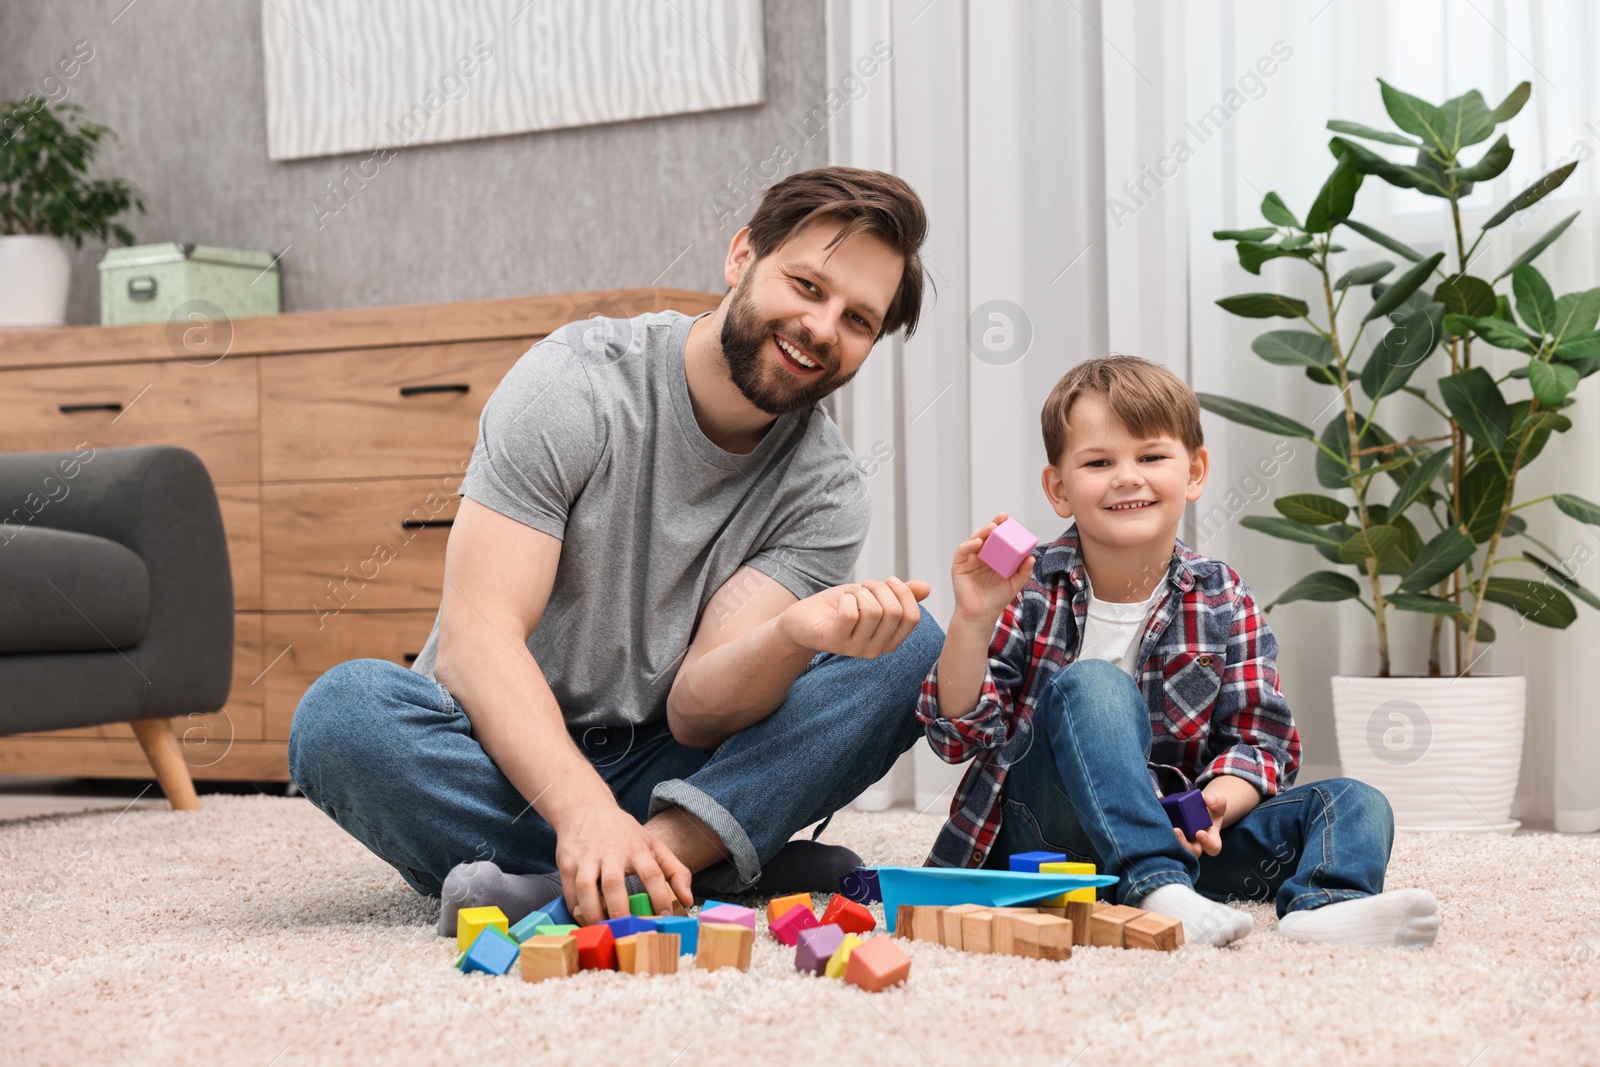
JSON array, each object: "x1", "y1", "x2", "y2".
[
  {"x1": 1039, "y1": 861, "x2": 1097, "y2": 906},
  {"x1": 457, "y1": 905, "x2": 509, "y2": 952},
  {"x1": 824, "y1": 934, "x2": 865, "y2": 979}
]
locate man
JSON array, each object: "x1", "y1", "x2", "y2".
[{"x1": 288, "y1": 167, "x2": 943, "y2": 932}]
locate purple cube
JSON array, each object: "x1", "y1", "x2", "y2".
[
  {"x1": 838, "y1": 868, "x2": 882, "y2": 905},
  {"x1": 977, "y1": 518, "x2": 1039, "y2": 578},
  {"x1": 794, "y1": 923, "x2": 847, "y2": 976},
  {"x1": 1162, "y1": 789, "x2": 1211, "y2": 839}
]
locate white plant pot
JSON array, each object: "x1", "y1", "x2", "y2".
[
  {"x1": 0, "y1": 234, "x2": 74, "y2": 328},
  {"x1": 1332, "y1": 674, "x2": 1525, "y2": 832}
]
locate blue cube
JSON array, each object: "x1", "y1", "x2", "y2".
[
  {"x1": 460, "y1": 926, "x2": 519, "y2": 976},
  {"x1": 656, "y1": 915, "x2": 699, "y2": 956},
  {"x1": 698, "y1": 899, "x2": 729, "y2": 913},
  {"x1": 542, "y1": 895, "x2": 575, "y2": 927},
  {"x1": 601, "y1": 915, "x2": 658, "y2": 939},
  {"x1": 508, "y1": 909, "x2": 552, "y2": 944},
  {"x1": 837, "y1": 869, "x2": 882, "y2": 905},
  {"x1": 1008, "y1": 851, "x2": 1067, "y2": 873}
]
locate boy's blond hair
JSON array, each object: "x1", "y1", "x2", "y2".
[{"x1": 1041, "y1": 355, "x2": 1204, "y2": 465}]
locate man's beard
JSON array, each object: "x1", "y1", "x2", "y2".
[{"x1": 719, "y1": 279, "x2": 855, "y2": 416}]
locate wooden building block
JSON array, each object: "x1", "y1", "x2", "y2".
[
  {"x1": 844, "y1": 937, "x2": 912, "y2": 992},
  {"x1": 1010, "y1": 914, "x2": 1073, "y2": 961},
  {"x1": 456, "y1": 905, "x2": 509, "y2": 953},
  {"x1": 634, "y1": 931, "x2": 681, "y2": 975},
  {"x1": 698, "y1": 903, "x2": 757, "y2": 932},
  {"x1": 824, "y1": 934, "x2": 864, "y2": 979},
  {"x1": 770, "y1": 903, "x2": 820, "y2": 947},
  {"x1": 766, "y1": 893, "x2": 814, "y2": 925},
  {"x1": 519, "y1": 934, "x2": 580, "y2": 983},
  {"x1": 1038, "y1": 860, "x2": 1097, "y2": 905},
  {"x1": 961, "y1": 910, "x2": 995, "y2": 954},
  {"x1": 1089, "y1": 905, "x2": 1145, "y2": 948},
  {"x1": 1066, "y1": 902, "x2": 1096, "y2": 946},
  {"x1": 696, "y1": 922, "x2": 753, "y2": 972},
  {"x1": 573, "y1": 924, "x2": 617, "y2": 970},
  {"x1": 819, "y1": 895, "x2": 876, "y2": 935},
  {"x1": 614, "y1": 934, "x2": 639, "y2": 973},
  {"x1": 1124, "y1": 911, "x2": 1184, "y2": 952},
  {"x1": 991, "y1": 912, "x2": 1021, "y2": 956},
  {"x1": 937, "y1": 904, "x2": 987, "y2": 950}
]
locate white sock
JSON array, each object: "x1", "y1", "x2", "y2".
[
  {"x1": 1138, "y1": 883, "x2": 1254, "y2": 947},
  {"x1": 1276, "y1": 889, "x2": 1440, "y2": 949}
]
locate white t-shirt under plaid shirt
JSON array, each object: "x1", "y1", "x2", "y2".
[{"x1": 1078, "y1": 579, "x2": 1165, "y2": 678}]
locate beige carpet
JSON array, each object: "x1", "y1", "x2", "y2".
[{"x1": 2, "y1": 795, "x2": 1597, "y2": 1067}]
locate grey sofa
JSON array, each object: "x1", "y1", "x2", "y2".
[{"x1": 0, "y1": 445, "x2": 234, "y2": 809}]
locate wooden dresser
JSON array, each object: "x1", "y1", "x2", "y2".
[{"x1": 0, "y1": 287, "x2": 721, "y2": 781}]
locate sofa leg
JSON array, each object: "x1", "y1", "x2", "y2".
[{"x1": 130, "y1": 718, "x2": 201, "y2": 811}]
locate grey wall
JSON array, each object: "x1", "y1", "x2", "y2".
[{"x1": 0, "y1": 1, "x2": 829, "y2": 325}]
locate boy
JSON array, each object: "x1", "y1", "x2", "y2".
[{"x1": 917, "y1": 356, "x2": 1440, "y2": 948}]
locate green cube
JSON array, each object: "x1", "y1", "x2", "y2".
[
  {"x1": 628, "y1": 892, "x2": 653, "y2": 918},
  {"x1": 508, "y1": 909, "x2": 553, "y2": 943},
  {"x1": 534, "y1": 924, "x2": 578, "y2": 937}
]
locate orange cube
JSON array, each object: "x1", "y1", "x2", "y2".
[{"x1": 843, "y1": 936, "x2": 912, "y2": 992}]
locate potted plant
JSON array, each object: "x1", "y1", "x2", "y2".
[
  {"x1": 0, "y1": 99, "x2": 142, "y2": 327},
  {"x1": 1202, "y1": 79, "x2": 1600, "y2": 831}
]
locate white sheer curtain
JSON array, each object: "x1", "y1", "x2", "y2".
[{"x1": 829, "y1": 0, "x2": 1600, "y2": 833}]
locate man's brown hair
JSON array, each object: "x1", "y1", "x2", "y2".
[
  {"x1": 1041, "y1": 355, "x2": 1204, "y2": 465},
  {"x1": 744, "y1": 166, "x2": 928, "y2": 339}
]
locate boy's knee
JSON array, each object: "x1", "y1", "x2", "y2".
[{"x1": 1321, "y1": 777, "x2": 1395, "y2": 840}]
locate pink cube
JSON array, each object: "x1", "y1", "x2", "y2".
[
  {"x1": 698, "y1": 903, "x2": 756, "y2": 932},
  {"x1": 977, "y1": 517, "x2": 1039, "y2": 577},
  {"x1": 794, "y1": 923, "x2": 846, "y2": 975},
  {"x1": 770, "y1": 903, "x2": 820, "y2": 946}
]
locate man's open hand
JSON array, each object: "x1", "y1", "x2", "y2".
[
  {"x1": 552, "y1": 802, "x2": 693, "y2": 923},
  {"x1": 777, "y1": 576, "x2": 930, "y2": 659}
]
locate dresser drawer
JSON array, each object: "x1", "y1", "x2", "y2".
[
  {"x1": 216, "y1": 483, "x2": 262, "y2": 611},
  {"x1": 258, "y1": 340, "x2": 529, "y2": 482},
  {"x1": 261, "y1": 610, "x2": 440, "y2": 739},
  {"x1": 261, "y1": 477, "x2": 459, "y2": 612},
  {"x1": 0, "y1": 357, "x2": 259, "y2": 484}
]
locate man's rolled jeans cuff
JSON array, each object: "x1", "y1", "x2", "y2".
[{"x1": 649, "y1": 779, "x2": 762, "y2": 889}]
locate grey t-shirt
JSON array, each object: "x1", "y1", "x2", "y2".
[{"x1": 409, "y1": 309, "x2": 871, "y2": 729}]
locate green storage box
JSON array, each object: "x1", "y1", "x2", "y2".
[{"x1": 98, "y1": 242, "x2": 280, "y2": 325}]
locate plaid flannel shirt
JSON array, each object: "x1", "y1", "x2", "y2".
[{"x1": 917, "y1": 525, "x2": 1301, "y2": 869}]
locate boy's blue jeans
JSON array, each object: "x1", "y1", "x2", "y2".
[
  {"x1": 286, "y1": 608, "x2": 941, "y2": 899},
  {"x1": 985, "y1": 658, "x2": 1394, "y2": 919}
]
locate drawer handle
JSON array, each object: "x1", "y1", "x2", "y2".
[
  {"x1": 403, "y1": 652, "x2": 418, "y2": 664},
  {"x1": 129, "y1": 276, "x2": 158, "y2": 301},
  {"x1": 59, "y1": 402, "x2": 124, "y2": 414},
  {"x1": 399, "y1": 383, "x2": 470, "y2": 397},
  {"x1": 402, "y1": 519, "x2": 454, "y2": 530}
]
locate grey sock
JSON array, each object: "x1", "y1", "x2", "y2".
[
  {"x1": 435, "y1": 861, "x2": 564, "y2": 937},
  {"x1": 752, "y1": 840, "x2": 863, "y2": 896}
]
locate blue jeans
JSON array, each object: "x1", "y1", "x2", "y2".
[
  {"x1": 287, "y1": 608, "x2": 941, "y2": 898},
  {"x1": 985, "y1": 658, "x2": 1394, "y2": 918}
]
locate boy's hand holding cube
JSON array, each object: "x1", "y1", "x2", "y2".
[{"x1": 951, "y1": 513, "x2": 1038, "y2": 624}]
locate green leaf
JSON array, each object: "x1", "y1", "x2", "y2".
[
  {"x1": 1325, "y1": 119, "x2": 1423, "y2": 147},
  {"x1": 1459, "y1": 614, "x2": 1496, "y2": 642},
  {"x1": 1509, "y1": 401, "x2": 1571, "y2": 465},
  {"x1": 1241, "y1": 515, "x2": 1353, "y2": 550},
  {"x1": 1523, "y1": 552, "x2": 1600, "y2": 611},
  {"x1": 1435, "y1": 88, "x2": 1498, "y2": 150},
  {"x1": 1216, "y1": 293, "x2": 1311, "y2": 318},
  {"x1": 1388, "y1": 445, "x2": 1454, "y2": 516},
  {"x1": 1195, "y1": 393, "x2": 1316, "y2": 438},
  {"x1": 1552, "y1": 289, "x2": 1600, "y2": 343},
  {"x1": 1483, "y1": 577, "x2": 1577, "y2": 628},
  {"x1": 1440, "y1": 367, "x2": 1513, "y2": 452},
  {"x1": 1488, "y1": 82, "x2": 1531, "y2": 123},
  {"x1": 1365, "y1": 252, "x2": 1446, "y2": 322},
  {"x1": 1336, "y1": 261, "x2": 1395, "y2": 290},
  {"x1": 1269, "y1": 571, "x2": 1363, "y2": 609},
  {"x1": 1554, "y1": 493, "x2": 1600, "y2": 526},
  {"x1": 1314, "y1": 524, "x2": 1359, "y2": 564},
  {"x1": 1529, "y1": 360, "x2": 1580, "y2": 407},
  {"x1": 1315, "y1": 416, "x2": 1408, "y2": 489},
  {"x1": 1483, "y1": 166, "x2": 1579, "y2": 230},
  {"x1": 1329, "y1": 136, "x2": 1441, "y2": 193},
  {"x1": 1339, "y1": 525, "x2": 1403, "y2": 564},
  {"x1": 1274, "y1": 493, "x2": 1350, "y2": 525},
  {"x1": 1236, "y1": 241, "x2": 1315, "y2": 275},
  {"x1": 1460, "y1": 463, "x2": 1509, "y2": 542},
  {"x1": 1280, "y1": 234, "x2": 1314, "y2": 250},
  {"x1": 1378, "y1": 79, "x2": 1448, "y2": 146},
  {"x1": 1442, "y1": 313, "x2": 1538, "y2": 351},
  {"x1": 1340, "y1": 218, "x2": 1425, "y2": 263},
  {"x1": 1555, "y1": 330, "x2": 1600, "y2": 361},
  {"x1": 1434, "y1": 274, "x2": 1497, "y2": 318},
  {"x1": 1213, "y1": 227, "x2": 1280, "y2": 242},
  {"x1": 1304, "y1": 157, "x2": 1364, "y2": 233},
  {"x1": 1260, "y1": 192, "x2": 1301, "y2": 229},
  {"x1": 1447, "y1": 134, "x2": 1513, "y2": 182},
  {"x1": 1252, "y1": 330, "x2": 1335, "y2": 369},
  {"x1": 1399, "y1": 527, "x2": 1476, "y2": 592},
  {"x1": 1378, "y1": 515, "x2": 1425, "y2": 575},
  {"x1": 1513, "y1": 264, "x2": 1557, "y2": 337},
  {"x1": 1361, "y1": 301, "x2": 1444, "y2": 400},
  {"x1": 1493, "y1": 212, "x2": 1580, "y2": 281},
  {"x1": 1385, "y1": 592, "x2": 1463, "y2": 615}
]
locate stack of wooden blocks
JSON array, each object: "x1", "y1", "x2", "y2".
[{"x1": 894, "y1": 899, "x2": 1183, "y2": 960}]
